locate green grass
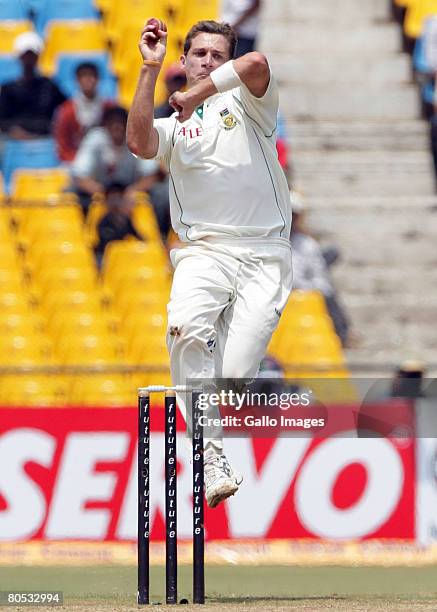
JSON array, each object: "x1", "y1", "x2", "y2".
[{"x1": 1, "y1": 565, "x2": 437, "y2": 610}]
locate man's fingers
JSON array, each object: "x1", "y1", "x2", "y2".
[{"x1": 142, "y1": 31, "x2": 158, "y2": 43}]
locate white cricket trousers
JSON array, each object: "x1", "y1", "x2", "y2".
[{"x1": 166, "y1": 237, "x2": 293, "y2": 452}]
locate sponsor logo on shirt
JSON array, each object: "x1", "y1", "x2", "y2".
[
  {"x1": 219, "y1": 108, "x2": 238, "y2": 130},
  {"x1": 177, "y1": 126, "x2": 203, "y2": 139}
]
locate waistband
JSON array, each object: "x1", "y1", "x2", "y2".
[{"x1": 199, "y1": 236, "x2": 292, "y2": 251}]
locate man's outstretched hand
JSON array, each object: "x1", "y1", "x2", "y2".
[{"x1": 139, "y1": 17, "x2": 168, "y2": 65}]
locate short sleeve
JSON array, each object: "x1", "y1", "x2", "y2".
[
  {"x1": 153, "y1": 116, "x2": 177, "y2": 166},
  {"x1": 71, "y1": 128, "x2": 101, "y2": 178},
  {"x1": 136, "y1": 157, "x2": 159, "y2": 176},
  {"x1": 233, "y1": 65, "x2": 278, "y2": 137}
]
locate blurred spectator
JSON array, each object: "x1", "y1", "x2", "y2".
[
  {"x1": 54, "y1": 62, "x2": 114, "y2": 163},
  {"x1": 0, "y1": 32, "x2": 65, "y2": 139},
  {"x1": 424, "y1": 16, "x2": 437, "y2": 72},
  {"x1": 430, "y1": 95, "x2": 437, "y2": 187},
  {"x1": 290, "y1": 191, "x2": 351, "y2": 347},
  {"x1": 94, "y1": 182, "x2": 144, "y2": 267},
  {"x1": 276, "y1": 110, "x2": 291, "y2": 177},
  {"x1": 220, "y1": 0, "x2": 260, "y2": 57},
  {"x1": 71, "y1": 105, "x2": 159, "y2": 213},
  {"x1": 424, "y1": 17, "x2": 437, "y2": 186},
  {"x1": 155, "y1": 64, "x2": 186, "y2": 119}
]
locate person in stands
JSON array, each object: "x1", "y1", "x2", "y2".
[
  {"x1": 70, "y1": 105, "x2": 159, "y2": 213},
  {"x1": 0, "y1": 32, "x2": 65, "y2": 139},
  {"x1": 54, "y1": 62, "x2": 114, "y2": 162}
]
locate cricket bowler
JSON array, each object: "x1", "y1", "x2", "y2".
[{"x1": 127, "y1": 18, "x2": 292, "y2": 508}]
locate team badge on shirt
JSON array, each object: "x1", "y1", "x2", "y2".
[{"x1": 219, "y1": 108, "x2": 238, "y2": 130}]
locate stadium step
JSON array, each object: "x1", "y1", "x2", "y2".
[
  {"x1": 293, "y1": 150, "x2": 434, "y2": 195},
  {"x1": 260, "y1": 24, "x2": 402, "y2": 55},
  {"x1": 332, "y1": 267, "x2": 437, "y2": 297},
  {"x1": 288, "y1": 121, "x2": 428, "y2": 152},
  {"x1": 281, "y1": 85, "x2": 419, "y2": 120},
  {"x1": 262, "y1": 0, "x2": 392, "y2": 24},
  {"x1": 344, "y1": 348, "x2": 437, "y2": 373},
  {"x1": 270, "y1": 53, "x2": 412, "y2": 86}
]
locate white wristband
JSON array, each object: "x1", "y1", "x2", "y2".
[{"x1": 210, "y1": 60, "x2": 242, "y2": 93}]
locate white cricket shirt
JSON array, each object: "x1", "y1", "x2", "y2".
[{"x1": 153, "y1": 71, "x2": 291, "y2": 242}]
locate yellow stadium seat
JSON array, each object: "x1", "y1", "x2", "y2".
[
  {"x1": 102, "y1": 240, "x2": 168, "y2": 274},
  {"x1": 404, "y1": 0, "x2": 437, "y2": 38},
  {"x1": 11, "y1": 168, "x2": 70, "y2": 201},
  {"x1": 0, "y1": 242, "x2": 20, "y2": 267},
  {"x1": 0, "y1": 291, "x2": 32, "y2": 314},
  {"x1": 133, "y1": 202, "x2": 163, "y2": 242},
  {"x1": 113, "y1": 290, "x2": 168, "y2": 320},
  {"x1": 94, "y1": 0, "x2": 115, "y2": 13},
  {"x1": 26, "y1": 240, "x2": 95, "y2": 275},
  {"x1": 121, "y1": 311, "x2": 166, "y2": 345},
  {"x1": 84, "y1": 200, "x2": 107, "y2": 246},
  {"x1": 26, "y1": 222, "x2": 84, "y2": 251},
  {"x1": 56, "y1": 333, "x2": 120, "y2": 365},
  {"x1": 133, "y1": 336, "x2": 169, "y2": 366},
  {"x1": 0, "y1": 332, "x2": 48, "y2": 366},
  {"x1": 36, "y1": 266, "x2": 97, "y2": 296},
  {"x1": 105, "y1": 0, "x2": 169, "y2": 42},
  {"x1": 0, "y1": 375, "x2": 67, "y2": 407},
  {"x1": 47, "y1": 310, "x2": 112, "y2": 339},
  {"x1": 111, "y1": 21, "x2": 143, "y2": 75},
  {"x1": 285, "y1": 290, "x2": 328, "y2": 318},
  {"x1": 0, "y1": 174, "x2": 5, "y2": 202},
  {"x1": 0, "y1": 312, "x2": 37, "y2": 335},
  {"x1": 118, "y1": 54, "x2": 142, "y2": 107},
  {"x1": 10, "y1": 193, "x2": 80, "y2": 225},
  {"x1": 105, "y1": 264, "x2": 171, "y2": 301},
  {"x1": 0, "y1": 268, "x2": 24, "y2": 291},
  {"x1": 70, "y1": 374, "x2": 134, "y2": 406},
  {"x1": 18, "y1": 203, "x2": 83, "y2": 232},
  {"x1": 285, "y1": 333, "x2": 345, "y2": 367},
  {"x1": 41, "y1": 289, "x2": 103, "y2": 317},
  {"x1": 0, "y1": 209, "x2": 13, "y2": 238},
  {"x1": 179, "y1": 0, "x2": 219, "y2": 30},
  {"x1": 0, "y1": 21, "x2": 33, "y2": 54},
  {"x1": 39, "y1": 20, "x2": 107, "y2": 75}
]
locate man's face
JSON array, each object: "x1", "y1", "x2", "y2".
[
  {"x1": 19, "y1": 50, "x2": 38, "y2": 72},
  {"x1": 77, "y1": 69, "x2": 98, "y2": 98},
  {"x1": 182, "y1": 33, "x2": 231, "y2": 87},
  {"x1": 106, "y1": 119, "x2": 126, "y2": 146}
]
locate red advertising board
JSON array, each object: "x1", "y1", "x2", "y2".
[{"x1": 0, "y1": 406, "x2": 415, "y2": 542}]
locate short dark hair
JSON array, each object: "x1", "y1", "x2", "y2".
[
  {"x1": 183, "y1": 20, "x2": 237, "y2": 58},
  {"x1": 75, "y1": 61, "x2": 99, "y2": 78},
  {"x1": 102, "y1": 105, "x2": 128, "y2": 126}
]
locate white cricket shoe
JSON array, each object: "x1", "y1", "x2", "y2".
[{"x1": 203, "y1": 448, "x2": 243, "y2": 508}]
